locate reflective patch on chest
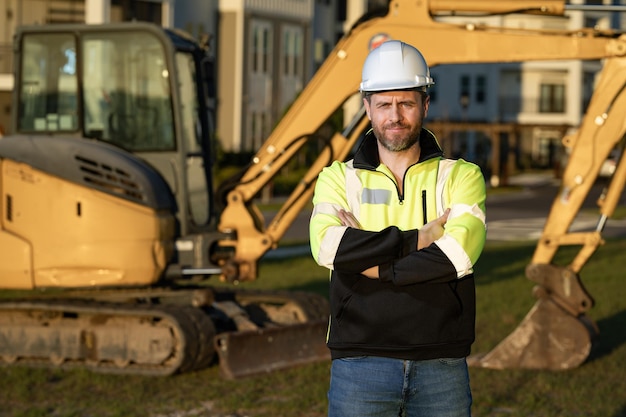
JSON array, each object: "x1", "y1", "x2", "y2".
[{"x1": 361, "y1": 188, "x2": 392, "y2": 205}]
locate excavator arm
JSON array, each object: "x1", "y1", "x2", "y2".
[
  {"x1": 217, "y1": 0, "x2": 626, "y2": 371},
  {"x1": 475, "y1": 52, "x2": 626, "y2": 370}
]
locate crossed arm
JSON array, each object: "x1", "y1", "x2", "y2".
[{"x1": 337, "y1": 208, "x2": 450, "y2": 279}]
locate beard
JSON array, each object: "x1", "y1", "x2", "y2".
[{"x1": 372, "y1": 121, "x2": 422, "y2": 152}]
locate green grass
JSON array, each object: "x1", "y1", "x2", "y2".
[{"x1": 1, "y1": 240, "x2": 625, "y2": 417}]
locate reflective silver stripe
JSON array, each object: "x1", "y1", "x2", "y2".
[
  {"x1": 361, "y1": 188, "x2": 392, "y2": 205},
  {"x1": 310, "y1": 202, "x2": 345, "y2": 268},
  {"x1": 345, "y1": 160, "x2": 362, "y2": 219},
  {"x1": 436, "y1": 159, "x2": 486, "y2": 225},
  {"x1": 449, "y1": 202, "x2": 486, "y2": 224},
  {"x1": 435, "y1": 159, "x2": 455, "y2": 216},
  {"x1": 434, "y1": 159, "x2": 485, "y2": 278},
  {"x1": 311, "y1": 201, "x2": 343, "y2": 218},
  {"x1": 317, "y1": 226, "x2": 347, "y2": 269},
  {"x1": 435, "y1": 235, "x2": 473, "y2": 278}
]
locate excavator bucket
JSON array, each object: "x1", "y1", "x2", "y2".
[
  {"x1": 469, "y1": 292, "x2": 599, "y2": 371},
  {"x1": 214, "y1": 319, "x2": 330, "y2": 379}
]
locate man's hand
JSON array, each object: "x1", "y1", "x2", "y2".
[
  {"x1": 418, "y1": 208, "x2": 450, "y2": 250},
  {"x1": 338, "y1": 209, "x2": 362, "y2": 229},
  {"x1": 360, "y1": 266, "x2": 379, "y2": 279}
]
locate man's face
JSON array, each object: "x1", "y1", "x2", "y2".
[{"x1": 364, "y1": 90, "x2": 430, "y2": 152}]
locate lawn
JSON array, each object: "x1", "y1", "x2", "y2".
[{"x1": 0, "y1": 239, "x2": 624, "y2": 417}]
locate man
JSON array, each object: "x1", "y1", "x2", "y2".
[{"x1": 309, "y1": 40, "x2": 487, "y2": 417}]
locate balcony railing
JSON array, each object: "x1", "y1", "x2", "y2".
[{"x1": 498, "y1": 96, "x2": 568, "y2": 119}]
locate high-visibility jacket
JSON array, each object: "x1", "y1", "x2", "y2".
[{"x1": 310, "y1": 128, "x2": 486, "y2": 361}]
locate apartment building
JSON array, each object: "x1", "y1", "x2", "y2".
[
  {"x1": 217, "y1": 0, "x2": 313, "y2": 153},
  {"x1": 423, "y1": 0, "x2": 625, "y2": 185}
]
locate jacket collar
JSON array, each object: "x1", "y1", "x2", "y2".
[{"x1": 353, "y1": 128, "x2": 444, "y2": 170}]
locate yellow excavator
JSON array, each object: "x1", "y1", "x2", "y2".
[
  {"x1": 0, "y1": 23, "x2": 331, "y2": 379},
  {"x1": 0, "y1": 0, "x2": 625, "y2": 378}
]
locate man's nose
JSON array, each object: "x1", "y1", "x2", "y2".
[{"x1": 390, "y1": 104, "x2": 402, "y2": 122}]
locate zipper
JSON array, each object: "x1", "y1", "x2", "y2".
[
  {"x1": 422, "y1": 190, "x2": 427, "y2": 225},
  {"x1": 377, "y1": 170, "x2": 404, "y2": 204}
]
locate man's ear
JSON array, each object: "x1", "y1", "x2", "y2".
[
  {"x1": 423, "y1": 95, "x2": 430, "y2": 116},
  {"x1": 363, "y1": 97, "x2": 371, "y2": 120}
]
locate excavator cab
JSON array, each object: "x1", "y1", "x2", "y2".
[{"x1": 19, "y1": 22, "x2": 218, "y2": 255}]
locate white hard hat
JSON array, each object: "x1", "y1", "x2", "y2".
[{"x1": 360, "y1": 40, "x2": 434, "y2": 93}]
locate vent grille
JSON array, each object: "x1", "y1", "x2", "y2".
[{"x1": 75, "y1": 155, "x2": 145, "y2": 202}]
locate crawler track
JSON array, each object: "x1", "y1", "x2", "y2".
[
  {"x1": 0, "y1": 288, "x2": 330, "y2": 377},
  {"x1": 0, "y1": 299, "x2": 216, "y2": 375}
]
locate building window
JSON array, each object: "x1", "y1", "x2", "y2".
[
  {"x1": 249, "y1": 111, "x2": 268, "y2": 151},
  {"x1": 427, "y1": 70, "x2": 437, "y2": 102},
  {"x1": 252, "y1": 22, "x2": 271, "y2": 74},
  {"x1": 475, "y1": 75, "x2": 486, "y2": 103},
  {"x1": 293, "y1": 31, "x2": 301, "y2": 76},
  {"x1": 428, "y1": 85, "x2": 436, "y2": 103},
  {"x1": 283, "y1": 32, "x2": 291, "y2": 75},
  {"x1": 252, "y1": 29, "x2": 259, "y2": 73},
  {"x1": 337, "y1": 0, "x2": 347, "y2": 21},
  {"x1": 283, "y1": 28, "x2": 303, "y2": 77},
  {"x1": 582, "y1": 72, "x2": 595, "y2": 112},
  {"x1": 460, "y1": 75, "x2": 470, "y2": 109},
  {"x1": 539, "y1": 83, "x2": 566, "y2": 113},
  {"x1": 262, "y1": 28, "x2": 270, "y2": 72},
  {"x1": 247, "y1": 20, "x2": 273, "y2": 152}
]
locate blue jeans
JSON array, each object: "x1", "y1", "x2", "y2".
[{"x1": 328, "y1": 356, "x2": 472, "y2": 417}]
